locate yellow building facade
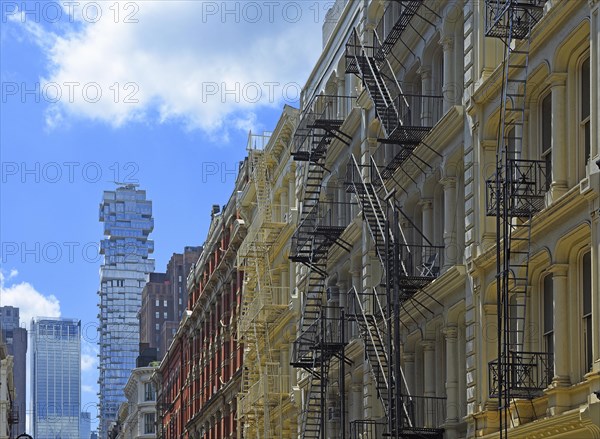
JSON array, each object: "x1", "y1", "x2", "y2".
[{"x1": 236, "y1": 106, "x2": 300, "y2": 438}]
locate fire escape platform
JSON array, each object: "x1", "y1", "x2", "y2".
[
  {"x1": 486, "y1": 159, "x2": 548, "y2": 217},
  {"x1": 485, "y1": 0, "x2": 545, "y2": 39}
]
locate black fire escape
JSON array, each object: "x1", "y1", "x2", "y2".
[
  {"x1": 483, "y1": 1, "x2": 552, "y2": 438},
  {"x1": 290, "y1": 93, "x2": 354, "y2": 439},
  {"x1": 344, "y1": 2, "x2": 445, "y2": 438}
]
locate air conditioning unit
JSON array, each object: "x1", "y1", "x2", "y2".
[
  {"x1": 327, "y1": 286, "x2": 339, "y2": 303},
  {"x1": 327, "y1": 406, "x2": 340, "y2": 421}
]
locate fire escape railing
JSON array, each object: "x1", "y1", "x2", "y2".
[
  {"x1": 483, "y1": 1, "x2": 549, "y2": 437},
  {"x1": 289, "y1": 90, "x2": 355, "y2": 439},
  {"x1": 488, "y1": 351, "x2": 554, "y2": 399},
  {"x1": 485, "y1": 0, "x2": 545, "y2": 39},
  {"x1": 486, "y1": 159, "x2": 548, "y2": 217}
]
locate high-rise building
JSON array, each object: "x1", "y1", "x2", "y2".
[
  {"x1": 0, "y1": 340, "x2": 15, "y2": 439},
  {"x1": 80, "y1": 412, "x2": 91, "y2": 439},
  {"x1": 138, "y1": 247, "x2": 202, "y2": 361},
  {"x1": 30, "y1": 317, "x2": 81, "y2": 439},
  {"x1": 138, "y1": 273, "x2": 170, "y2": 357},
  {"x1": 167, "y1": 247, "x2": 202, "y2": 321},
  {"x1": 98, "y1": 184, "x2": 155, "y2": 439},
  {"x1": 0, "y1": 306, "x2": 27, "y2": 436}
]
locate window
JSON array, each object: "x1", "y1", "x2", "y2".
[
  {"x1": 163, "y1": 300, "x2": 167, "y2": 307},
  {"x1": 155, "y1": 323, "x2": 160, "y2": 331},
  {"x1": 155, "y1": 312, "x2": 160, "y2": 319},
  {"x1": 163, "y1": 312, "x2": 167, "y2": 319},
  {"x1": 144, "y1": 382, "x2": 155, "y2": 401},
  {"x1": 543, "y1": 274, "x2": 554, "y2": 356},
  {"x1": 144, "y1": 412, "x2": 156, "y2": 434},
  {"x1": 582, "y1": 252, "x2": 592, "y2": 374},
  {"x1": 541, "y1": 93, "x2": 552, "y2": 190},
  {"x1": 580, "y1": 57, "x2": 591, "y2": 177},
  {"x1": 506, "y1": 126, "x2": 516, "y2": 157},
  {"x1": 155, "y1": 299, "x2": 159, "y2": 307}
]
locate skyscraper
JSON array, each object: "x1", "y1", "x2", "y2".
[
  {"x1": 166, "y1": 247, "x2": 202, "y2": 321},
  {"x1": 138, "y1": 247, "x2": 202, "y2": 361},
  {"x1": 80, "y1": 412, "x2": 91, "y2": 439},
  {"x1": 0, "y1": 306, "x2": 27, "y2": 436},
  {"x1": 98, "y1": 184, "x2": 154, "y2": 438},
  {"x1": 30, "y1": 317, "x2": 81, "y2": 439}
]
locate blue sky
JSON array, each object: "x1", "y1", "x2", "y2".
[{"x1": 0, "y1": 0, "x2": 327, "y2": 430}]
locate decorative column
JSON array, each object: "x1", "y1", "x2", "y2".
[
  {"x1": 288, "y1": 175, "x2": 295, "y2": 211},
  {"x1": 350, "y1": 381, "x2": 363, "y2": 422},
  {"x1": 418, "y1": 66, "x2": 433, "y2": 126},
  {"x1": 337, "y1": 75, "x2": 346, "y2": 118},
  {"x1": 350, "y1": 267, "x2": 361, "y2": 339},
  {"x1": 443, "y1": 326, "x2": 459, "y2": 439},
  {"x1": 549, "y1": 73, "x2": 569, "y2": 200},
  {"x1": 440, "y1": 36, "x2": 455, "y2": 112},
  {"x1": 550, "y1": 263, "x2": 571, "y2": 386},
  {"x1": 281, "y1": 186, "x2": 289, "y2": 223},
  {"x1": 419, "y1": 199, "x2": 434, "y2": 245},
  {"x1": 402, "y1": 352, "x2": 415, "y2": 395},
  {"x1": 338, "y1": 278, "x2": 348, "y2": 316},
  {"x1": 422, "y1": 340, "x2": 436, "y2": 427},
  {"x1": 441, "y1": 177, "x2": 457, "y2": 268}
]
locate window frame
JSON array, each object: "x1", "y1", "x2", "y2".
[
  {"x1": 144, "y1": 382, "x2": 155, "y2": 401},
  {"x1": 581, "y1": 251, "x2": 592, "y2": 375},
  {"x1": 578, "y1": 56, "x2": 591, "y2": 180},
  {"x1": 144, "y1": 412, "x2": 156, "y2": 434},
  {"x1": 540, "y1": 92, "x2": 552, "y2": 191},
  {"x1": 542, "y1": 273, "x2": 554, "y2": 357}
]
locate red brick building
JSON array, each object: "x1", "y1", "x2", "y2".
[{"x1": 155, "y1": 171, "x2": 246, "y2": 439}]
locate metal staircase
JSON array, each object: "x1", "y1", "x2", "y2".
[
  {"x1": 301, "y1": 341, "x2": 331, "y2": 439},
  {"x1": 483, "y1": 0, "x2": 552, "y2": 436},
  {"x1": 351, "y1": 287, "x2": 393, "y2": 418},
  {"x1": 289, "y1": 93, "x2": 354, "y2": 439},
  {"x1": 346, "y1": 29, "x2": 401, "y2": 140},
  {"x1": 373, "y1": 1, "x2": 424, "y2": 60},
  {"x1": 345, "y1": 154, "x2": 444, "y2": 439},
  {"x1": 346, "y1": 23, "x2": 443, "y2": 181}
]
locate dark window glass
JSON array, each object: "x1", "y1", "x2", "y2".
[{"x1": 583, "y1": 252, "x2": 592, "y2": 372}]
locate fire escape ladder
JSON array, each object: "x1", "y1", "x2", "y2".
[
  {"x1": 301, "y1": 357, "x2": 330, "y2": 439},
  {"x1": 483, "y1": 0, "x2": 551, "y2": 434},
  {"x1": 351, "y1": 287, "x2": 392, "y2": 415},
  {"x1": 345, "y1": 29, "x2": 401, "y2": 139},
  {"x1": 347, "y1": 154, "x2": 390, "y2": 268},
  {"x1": 373, "y1": 1, "x2": 424, "y2": 60}
]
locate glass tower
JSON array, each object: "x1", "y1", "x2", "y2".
[
  {"x1": 98, "y1": 184, "x2": 154, "y2": 438},
  {"x1": 30, "y1": 317, "x2": 81, "y2": 439}
]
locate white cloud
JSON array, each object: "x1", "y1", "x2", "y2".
[
  {"x1": 81, "y1": 340, "x2": 98, "y2": 371},
  {"x1": 0, "y1": 270, "x2": 62, "y2": 432},
  {"x1": 0, "y1": 270, "x2": 61, "y2": 327},
  {"x1": 11, "y1": 0, "x2": 325, "y2": 137},
  {"x1": 82, "y1": 384, "x2": 95, "y2": 394}
]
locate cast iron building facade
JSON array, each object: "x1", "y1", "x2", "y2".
[
  {"x1": 98, "y1": 184, "x2": 155, "y2": 439},
  {"x1": 30, "y1": 317, "x2": 81, "y2": 439}
]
